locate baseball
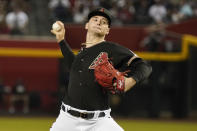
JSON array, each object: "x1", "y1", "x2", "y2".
[{"x1": 52, "y1": 22, "x2": 61, "y2": 31}]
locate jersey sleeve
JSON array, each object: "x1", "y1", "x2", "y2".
[
  {"x1": 109, "y1": 43, "x2": 152, "y2": 84},
  {"x1": 108, "y1": 43, "x2": 136, "y2": 68},
  {"x1": 59, "y1": 40, "x2": 76, "y2": 71}
]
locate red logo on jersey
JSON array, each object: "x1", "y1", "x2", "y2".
[{"x1": 89, "y1": 52, "x2": 108, "y2": 69}]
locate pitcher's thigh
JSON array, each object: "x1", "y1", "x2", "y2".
[
  {"x1": 94, "y1": 117, "x2": 124, "y2": 131},
  {"x1": 50, "y1": 111, "x2": 79, "y2": 131}
]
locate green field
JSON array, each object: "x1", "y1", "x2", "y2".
[{"x1": 0, "y1": 117, "x2": 197, "y2": 131}]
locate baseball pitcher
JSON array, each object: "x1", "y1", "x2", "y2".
[{"x1": 50, "y1": 7, "x2": 152, "y2": 131}]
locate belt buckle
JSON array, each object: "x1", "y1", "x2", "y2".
[{"x1": 80, "y1": 112, "x2": 88, "y2": 119}]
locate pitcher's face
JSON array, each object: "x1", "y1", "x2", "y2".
[{"x1": 85, "y1": 16, "x2": 110, "y2": 36}]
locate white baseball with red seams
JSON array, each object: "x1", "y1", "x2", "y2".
[{"x1": 52, "y1": 22, "x2": 61, "y2": 31}]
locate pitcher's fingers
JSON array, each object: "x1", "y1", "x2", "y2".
[
  {"x1": 51, "y1": 30, "x2": 56, "y2": 35},
  {"x1": 56, "y1": 21, "x2": 63, "y2": 25},
  {"x1": 57, "y1": 21, "x2": 64, "y2": 28}
]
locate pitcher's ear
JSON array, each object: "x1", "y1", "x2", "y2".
[{"x1": 106, "y1": 27, "x2": 110, "y2": 35}]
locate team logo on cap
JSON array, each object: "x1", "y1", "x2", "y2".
[{"x1": 99, "y1": 8, "x2": 104, "y2": 12}]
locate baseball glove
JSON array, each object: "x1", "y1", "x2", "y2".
[{"x1": 94, "y1": 52, "x2": 127, "y2": 94}]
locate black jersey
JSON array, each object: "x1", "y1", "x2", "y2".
[{"x1": 59, "y1": 40, "x2": 152, "y2": 111}]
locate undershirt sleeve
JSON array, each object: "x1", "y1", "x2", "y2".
[{"x1": 59, "y1": 40, "x2": 76, "y2": 71}]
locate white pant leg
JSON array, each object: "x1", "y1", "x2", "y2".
[
  {"x1": 50, "y1": 104, "x2": 123, "y2": 131},
  {"x1": 50, "y1": 109, "x2": 81, "y2": 131},
  {"x1": 91, "y1": 117, "x2": 124, "y2": 131},
  {"x1": 50, "y1": 109, "x2": 99, "y2": 131}
]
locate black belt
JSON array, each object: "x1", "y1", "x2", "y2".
[{"x1": 61, "y1": 105, "x2": 105, "y2": 119}]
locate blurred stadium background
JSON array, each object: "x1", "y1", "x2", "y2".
[{"x1": 0, "y1": 0, "x2": 197, "y2": 130}]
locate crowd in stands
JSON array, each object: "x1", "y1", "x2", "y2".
[
  {"x1": 0, "y1": 0, "x2": 197, "y2": 35},
  {"x1": 0, "y1": 77, "x2": 29, "y2": 114},
  {"x1": 48, "y1": 0, "x2": 197, "y2": 25}
]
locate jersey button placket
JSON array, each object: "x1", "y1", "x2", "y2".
[
  {"x1": 79, "y1": 57, "x2": 84, "y2": 86},
  {"x1": 78, "y1": 68, "x2": 83, "y2": 86}
]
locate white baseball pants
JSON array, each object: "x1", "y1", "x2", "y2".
[{"x1": 50, "y1": 103, "x2": 124, "y2": 131}]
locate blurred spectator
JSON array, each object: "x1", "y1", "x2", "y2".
[
  {"x1": 141, "y1": 21, "x2": 181, "y2": 52},
  {"x1": 0, "y1": 78, "x2": 12, "y2": 111},
  {"x1": 109, "y1": 1, "x2": 122, "y2": 25},
  {"x1": 5, "y1": 3, "x2": 29, "y2": 35},
  {"x1": 149, "y1": 0, "x2": 167, "y2": 23},
  {"x1": 73, "y1": 1, "x2": 89, "y2": 24},
  {"x1": 179, "y1": 0, "x2": 193, "y2": 19},
  {"x1": 0, "y1": 0, "x2": 9, "y2": 34},
  {"x1": 171, "y1": 6, "x2": 184, "y2": 23},
  {"x1": 117, "y1": 1, "x2": 135, "y2": 24},
  {"x1": 92, "y1": 0, "x2": 100, "y2": 7},
  {"x1": 100, "y1": 0, "x2": 112, "y2": 10},
  {"x1": 168, "y1": 0, "x2": 180, "y2": 6},
  {"x1": 133, "y1": 0, "x2": 153, "y2": 24},
  {"x1": 9, "y1": 78, "x2": 29, "y2": 114},
  {"x1": 7, "y1": 0, "x2": 31, "y2": 13},
  {"x1": 192, "y1": 2, "x2": 197, "y2": 17},
  {"x1": 141, "y1": 22, "x2": 166, "y2": 51},
  {"x1": 116, "y1": 0, "x2": 126, "y2": 8},
  {"x1": 48, "y1": 0, "x2": 73, "y2": 23}
]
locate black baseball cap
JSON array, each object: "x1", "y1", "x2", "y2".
[{"x1": 88, "y1": 7, "x2": 112, "y2": 26}]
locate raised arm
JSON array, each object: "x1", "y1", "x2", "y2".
[{"x1": 51, "y1": 21, "x2": 75, "y2": 71}]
